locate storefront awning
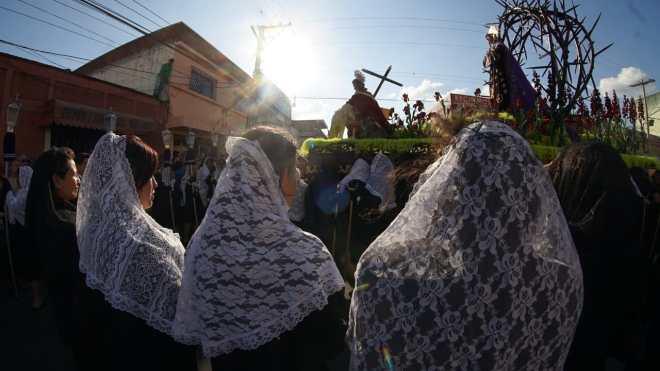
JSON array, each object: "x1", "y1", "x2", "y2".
[{"x1": 46, "y1": 100, "x2": 160, "y2": 133}]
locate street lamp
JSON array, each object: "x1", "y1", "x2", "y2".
[
  {"x1": 6, "y1": 98, "x2": 21, "y2": 134},
  {"x1": 104, "y1": 108, "x2": 117, "y2": 132},
  {"x1": 185, "y1": 129, "x2": 196, "y2": 149},
  {"x1": 161, "y1": 128, "x2": 173, "y2": 149},
  {"x1": 4, "y1": 96, "x2": 21, "y2": 177}
]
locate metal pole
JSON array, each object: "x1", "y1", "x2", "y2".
[
  {"x1": 344, "y1": 199, "x2": 355, "y2": 280},
  {"x1": 189, "y1": 163, "x2": 199, "y2": 228},
  {"x1": 3, "y1": 209, "x2": 18, "y2": 297},
  {"x1": 641, "y1": 83, "x2": 649, "y2": 152},
  {"x1": 330, "y1": 200, "x2": 338, "y2": 257},
  {"x1": 167, "y1": 151, "x2": 176, "y2": 232}
]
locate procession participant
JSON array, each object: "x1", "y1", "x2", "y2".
[
  {"x1": 549, "y1": 142, "x2": 645, "y2": 370},
  {"x1": 77, "y1": 133, "x2": 195, "y2": 371},
  {"x1": 348, "y1": 119, "x2": 583, "y2": 370},
  {"x1": 24, "y1": 147, "x2": 89, "y2": 363},
  {"x1": 174, "y1": 126, "x2": 346, "y2": 371},
  {"x1": 5, "y1": 164, "x2": 38, "y2": 303}
]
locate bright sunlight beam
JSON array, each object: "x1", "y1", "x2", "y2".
[{"x1": 261, "y1": 30, "x2": 317, "y2": 96}]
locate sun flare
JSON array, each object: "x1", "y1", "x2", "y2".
[{"x1": 261, "y1": 31, "x2": 317, "y2": 96}]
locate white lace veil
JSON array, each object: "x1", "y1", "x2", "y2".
[
  {"x1": 173, "y1": 137, "x2": 344, "y2": 358},
  {"x1": 348, "y1": 121, "x2": 583, "y2": 370},
  {"x1": 76, "y1": 132, "x2": 185, "y2": 336},
  {"x1": 6, "y1": 166, "x2": 33, "y2": 225}
]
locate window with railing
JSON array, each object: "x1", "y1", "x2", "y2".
[{"x1": 189, "y1": 68, "x2": 216, "y2": 99}]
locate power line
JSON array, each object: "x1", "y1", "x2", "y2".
[
  {"x1": 75, "y1": 0, "x2": 151, "y2": 34},
  {"x1": 392, "y1": 71, "x2": 484, "y2": 81},
  {"x1": 15, "y1": 0, "x2": 118, "y2": 45},
  {"x1": 303, "y1": 24, "x2": 484, "y2": 34},
  {"x1": 320, "y1": 41, "x2": 482, "y2": 50},
  {"x1": 0, "y1": 5, "x2": 115, "y2": 48},
  {"x1": 0, "y1": 39, "x2": 240, "y2": 88},
  {"x1": 13, "y1": 45, "x2": 68, "y2": 69},
  {"x1": 113, "y1": 0, "x2": 164, "y2": 28},
  {"x1": 300, "y1": 16, "x2": 484, "y2": 28},
  {"x1": 76, "y1": 0, "x2": 251, "y2": 86},
  {"x1": 132, "y1": 0, "x2": 169, "y2": 25},
  {"x1": 294, "y1": 96, "x2": 441, "y2": 103},
  {"x1": 51, "y1": 0, "x2": 140, "y2": 38}
]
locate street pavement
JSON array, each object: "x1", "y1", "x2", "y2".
[{"x1": 1, "y1": 285, "x2": 76, "y2": 371}]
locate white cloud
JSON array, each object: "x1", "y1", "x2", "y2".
[
  {"x1": 480, "y1": 84, "x2": 490, "y2": 97},
  {"x1": 599, "y1": 67, "x2": 656, "y2": 97},
  {"x1": 400, "y1": 79, "x2": 444, "y2": 100},
  {"x1": 292, "y1": 99, "x2": 335, "y2": 127},
  {"x1": 447, "y1": 88, "x2": 469, "y2": 95}
]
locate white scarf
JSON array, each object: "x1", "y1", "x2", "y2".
[
  {"x1": 174, "y1": 137, "x2": 344, "y2": 357},
  {"x1": 6, "y1": 166, "x2": 33, "y2": 226},
  {"x1": 76, "y1": 133, "x2": 185, "y2": 336},
  {"x1": 348, "y1": 121, "x2": 583, "y2": 370}
]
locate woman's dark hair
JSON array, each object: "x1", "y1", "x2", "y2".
[
  {"x1": 242, "y1": 126, "x2": 297, "y2": 177},
  {"x1": 25, "y1": 147, "x2": 76, "y2": 238},
  {"x1": 125, "y1": 135, "x2": 159, "y2": 190},
  {"x1": 549, "y1": 141, "x2": 633, "y2": 223},
  {"x1": 31, "y1": 147, "x2": 75, "y2": 184}
]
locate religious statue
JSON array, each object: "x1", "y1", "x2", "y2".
[
  {"x1": 483, "y1": 25, "x2": 535, "y2": 112},
  {"x1": 329, "y1": 71, "x2": 392, "y2": 138}
]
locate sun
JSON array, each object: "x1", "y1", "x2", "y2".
[{"x1": 261, "y1": 31, "x2": 317, "y2": 96}]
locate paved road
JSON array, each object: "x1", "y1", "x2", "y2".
[{"x1": 1, "y1": 285, "x2": 76, "y2": 371}]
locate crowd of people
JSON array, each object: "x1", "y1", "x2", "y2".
[{"x1": 2, "y1": 117, "x2": 660, "y2": 371}]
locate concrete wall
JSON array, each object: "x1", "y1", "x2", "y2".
[
  {"x1": 646, "y1": 92, "x2": 660, "y2": 137},
  {"x1": 166, "y1": 43, "x2": 248, "y2": 133},
  {"x1": 87, "y1": 45, "x2": 174, "y2": 96}
]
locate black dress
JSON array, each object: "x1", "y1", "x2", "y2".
[
  {"x1": 37, "y1": 200, "x2": 194, "y2": 371},
  {"x1": 563, "y1": 191, "x2": 645, "y2": 370},
  {"x1": 211, "y1": 291, "x2": 349, "y2": 371}
]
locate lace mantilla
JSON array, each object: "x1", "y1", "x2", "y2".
[
  {"x1": 76, "y1": 133, "x2": 185, "y2": 337},
  {"x1": 6, "y1": 166, "x2": 33, "y2": 226},
  {"x1": 174, "y1": 137, "x2": 344, "y2": 358},
  {"x1": 348, "y1": 121, "x2": 584, "y2": 371}
]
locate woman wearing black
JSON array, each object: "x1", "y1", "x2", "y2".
[
  {"x1": 24, "y1": 147, "x2": 88, "y2": 363},
  {"x1": 174, "y1": 126, "x2": 347, "y2": 371},
  {"x1": 76, "y1": 133, "x2": 195, "y2": 371},
  {"x1": 5, "y1": 162, "x2": 39, "y2": 305},
  {"x1": 549, "y1": 142, "x2": 645, "y2": 370}
]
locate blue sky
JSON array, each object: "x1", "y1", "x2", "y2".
[{"x1": 1, "y1": 0, "x2": 658, "y2": 125}]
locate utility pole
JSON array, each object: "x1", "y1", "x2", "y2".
[
  {"x1": 250, "y1": 22, "x2": 291, "y2": 79},
  {"x1": 630, "y1": 78, "x2": 656, "y2": 151}
]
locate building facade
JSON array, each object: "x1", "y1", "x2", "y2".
[
  {"x1": 76, "y1": 22, "x2": 292, "y2": 156},
  {"x1": 645, "y1": 91, "x2": 660, "y2": 137},
  {"x1": 0, "y1": 52, "x2": 166, "y2": 162}
]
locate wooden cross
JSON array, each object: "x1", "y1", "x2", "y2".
[{"x1": 361, "y1": 65, "x2": 403, "y2": 98}]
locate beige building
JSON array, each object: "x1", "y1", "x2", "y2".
[{"x1": 76, "y1": 22, "x2": 291, "y2": 153}]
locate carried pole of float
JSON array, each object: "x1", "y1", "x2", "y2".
[
  {"x1": 3, "y1": 207, "x2": 18, "y2": 297},
  {"x1": 185, "y1": 129, "x2": 199, "y2": 229},
  {"x1": 161, "y1": 129, "x2": 176, "y2": 232}
]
